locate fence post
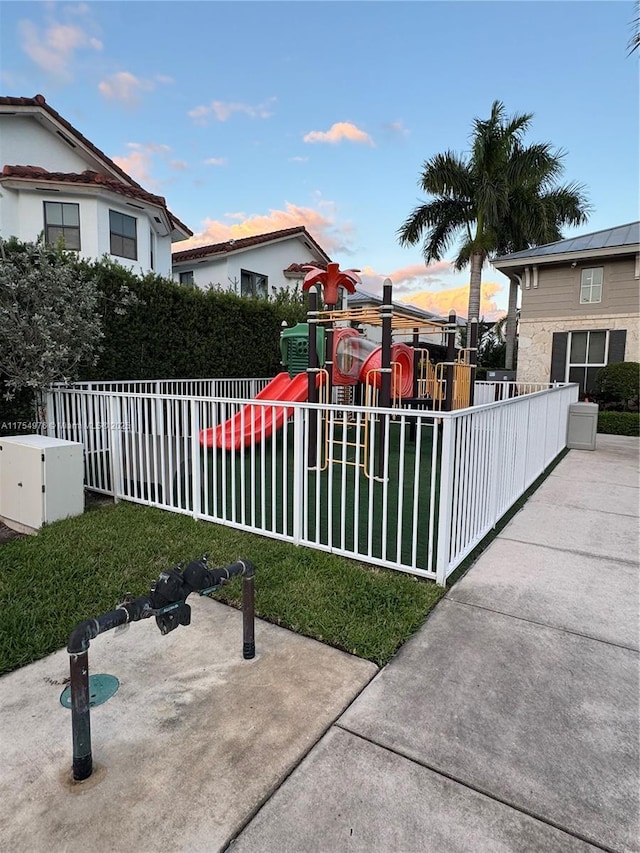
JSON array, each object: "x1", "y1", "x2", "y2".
[
  {"x1": 435, "y1": 415, "x2": 456, "y2": 586},
  {"x1": 44, "y1": 388, "x2": 55, "y2": 436},
  {"x1": 190, "y1": 400, "x2": 201, "y2": 519},
  {"x1": 108, "y1": 396, "x2": 123, "y2": 501},
  {"x1": 292, "y1": 406, "x2": 304, "y2": 544}
]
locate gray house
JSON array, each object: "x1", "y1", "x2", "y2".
[{"x1": 493, "y1": 222, "x2": 639, "y2": 394}]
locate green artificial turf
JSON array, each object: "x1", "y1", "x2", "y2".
[
  {"x1": 178, "y1": 420, "x2": 440, "y2": 572},
  {"x1": 0, "y1": 500, "x2": 444, "y2": 676}
]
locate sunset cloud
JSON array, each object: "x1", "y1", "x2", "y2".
[
  {"x1": 401, "y1": 282, "x2": 506, "y2": 322},
  {"x1": 19, "y1": 16, "x2": 102, "y2": 80},
  {"x1": 353, "y1": 262, "x2": 505, "y2": 320},
  {"x1": 303, "y1": 122, "x2": 374, "y2": 146},
  {"x1": 98, "y1": 72, "x2": 166, "y2": 106},
  {"x1": 188, "y1": 97, "x2": 276, "y2": 124},
  {"x1": 112, "y1": 142, "x2": 171, "y2": 187},
  {"x1": 173, "y1": 202, "x2": 354, "y2": 256}
]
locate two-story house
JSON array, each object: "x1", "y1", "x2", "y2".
[
  {"x1": 493, "y1": 222, "x2": 639, "y2": 394},
  {"x1": 171, "y1": 226, "x2": 332, "y2": 295},
  {"x1": 0, "y1": 94, "x2": 192, "y2": 276}
]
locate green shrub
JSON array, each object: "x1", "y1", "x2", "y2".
[
  {"x1": 76, "y1": 258, "x2": 307, "y2": 381},
  {"x1": 597, "y1": 411, "x2": 640, "y2": 437},
  {"x1": 593, "y1": 362, "x2": 639, "y2": 411}
]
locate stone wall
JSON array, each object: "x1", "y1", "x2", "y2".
[{"x1": 517, "y1": 313, "x2": 639, "y2": 384}]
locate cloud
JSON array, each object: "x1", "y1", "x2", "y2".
[
  {"x1": 384, "y1": 120, "x2": 410, "y2": 137},
  {"x1": 111, "y1": 142, "x2": 171, "y2": 187},
  {"x1": 357, "y1": 261, "x2": 453, "y2": 298},
  {"x1": 169, "y1": 160, "x2": 188, "y2": 171},
  {"x1": 401, "y1": 282, "x2": 506, "y2": 322},
  {"x1": 19, "y1": 17, "x2": 102, "y2": 80},
  {"x1": 303, "y1": 122, "x2": 374, "y2": 146},
  {"x1": 173, "y1": 202, "x2": 354, "y2": 256},
  {"x1": 188, "y1": 97, "x2": 276, "y2": 125},
  {"x1": 352, "y1": 262, "x2": 505, "y2": 320},
  {"x1": 98, "y1": 72, "x2": 172, "y2": 106},
  {"x1": 289, "y1": 156, "x2": 309, "y2": 163},
  {"x1": 204, "y1": 157, "x2": 228, "y2": 167}
]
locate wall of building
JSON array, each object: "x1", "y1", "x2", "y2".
[
  {"x1": 0, "y1": 115, "x2": 89, "y2": 173},
  {"x1": 520, "y1": 256, "x2": 639, "y2": 319},
  {"x1": 173, "y1": 238, "x2": 325, "y2": 293},
  {"x1": 0, "y1": 186, "x2": 172, "y2": 276},
  {"x1": 517, "y1": 313, "x2": 639, "y2": 384}
]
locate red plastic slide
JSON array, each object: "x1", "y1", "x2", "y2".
[{"x1": 199, "y1": 372, "x2": 309, "y2": 450}]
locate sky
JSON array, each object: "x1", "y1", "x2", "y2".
[{"x1": 1, "y1": 1, "x2": 638, "y2": 320}]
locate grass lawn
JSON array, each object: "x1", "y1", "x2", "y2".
[{"x1": 0, "y1": 500, "x2": 444, "y2": 676}]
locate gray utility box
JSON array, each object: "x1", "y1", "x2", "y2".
[
  {"x1": 566, "y1": 402, "x2": 598, "y2": 451},
  {"x1": 0, "y1": 435, "x2": 84, "y2": 533}
]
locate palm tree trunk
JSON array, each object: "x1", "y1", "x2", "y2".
[
  {"x1": 467, "y1": 250, "x2": 484, "y2": 339},
  {"x1": 505, "y1": 277, "x2": 518, "y2": 370}
]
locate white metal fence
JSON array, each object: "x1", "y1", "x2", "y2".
[{"x1": 45, "y1": 381, "x2": 578, "y2": 585}]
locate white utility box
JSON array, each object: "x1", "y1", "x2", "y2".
[
  {"x1": 0, "y1": 435, "x2": 84, "y2": 533},
  {"x1": 566, "y1": 402, "x2": 598, "y2": 451}
]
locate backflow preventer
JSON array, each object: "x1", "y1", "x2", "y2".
[{"x1": 64, "y1": 555, "x2": 255, "y2": 781}]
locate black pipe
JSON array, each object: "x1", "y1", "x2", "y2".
[
  {"x1": 67, "y1": 556, "x2": 256, "y2": 782},
  {"x1": 307, "y1": 290, "x2": 319, "y2": 467},
  {"x1": 377, "y1": 280, "x2": 393, "y2": 478},
  {"x1": 443, "y1": 311, "x2": 457, "y2": 412},
  {"x1": 468, "y1": 317, "x2": 478, "y2": 407}
]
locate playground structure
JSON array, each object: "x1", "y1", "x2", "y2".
[{"x1": 200, "y1": 273, "x2": 479, "y2": 463}]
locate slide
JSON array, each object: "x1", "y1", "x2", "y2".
[{"x1": 199, "y1": 372, "x2": 310, "y2": 450}]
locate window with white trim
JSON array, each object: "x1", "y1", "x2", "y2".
[
  {"x1": 43, "y1": 201, "x2": 80, "y2": 250},
  {"x1": 241, "y1": 269, "x2": 268, "y2": 298},
  {"x1": 109, "y1": 210, "x2": 137, "y2": 260},
  {"x1": 579, "y1": 267, "x2": 603, "y2": 304},
  {"x1": 567, "y1": 330, "x2": 608, "y2": 395}
]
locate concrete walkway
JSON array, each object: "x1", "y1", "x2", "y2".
[{"x1": 231, "y1": 435, "x2": 640, "y2": 853}]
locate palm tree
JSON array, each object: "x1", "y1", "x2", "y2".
[
  {"x1": 629, "y1": 1, "x2": 639, "y2": 53},
  {"x1": 397, "y1": 101, "x2": 590, "y2": 364}
]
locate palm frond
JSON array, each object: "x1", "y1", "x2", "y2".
[{"x1": 420, "y1": 151, "x2": 473, "y2": 198}]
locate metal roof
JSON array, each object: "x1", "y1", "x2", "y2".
[{"x1": 494, "y1": 222, "x2": 639, "y2": 262}]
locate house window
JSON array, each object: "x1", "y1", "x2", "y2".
[
  {"x1": 567, "y1": 330, "x2": 608, "y2": 395},
  {"x1": 150, "y1": 229, "x2": 155, "y2": 271},
  {"x1": 179, "y1": 271, "x2": 194, "y2": 286},
  {"x1": 241, "y1": 269, "x2": 268, "y2": 299},
  {"x1": 43, "y1": 201, "x2": 80, "y2": 250},
  {"x1": 580, "y1": 267, "x2": 603, "y2": 304},
  {"x1": 109, "y1": 210, "x2": 137, "y2": 260}
]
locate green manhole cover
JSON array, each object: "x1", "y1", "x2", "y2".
[{"x1": 60, "y1": 674, "x2": 120, "y2": 709}]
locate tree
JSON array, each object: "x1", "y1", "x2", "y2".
[
  {"x1": 0, "y1": 238, "x2": 102, "y2": 411},
  {"x1": 397, "y1": 100, "x2": 590, "y2": 361},
  {"x1": 629, "y1": 1, "x2": 639, "y2": 53}
]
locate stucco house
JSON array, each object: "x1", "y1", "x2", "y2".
[
  {"x1": 493, "y1": 222, "x2": 639, "y2": 394},
  {"x1": 171, "y1": 226, "x2": 331, "y2": 295},
  {"x1": 0, "y1": 94, "x2": 192, "y2": 277}
]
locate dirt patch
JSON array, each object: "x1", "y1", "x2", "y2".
[{"x1": 0, "y1": 521, "x2": 24, "y2": 545}]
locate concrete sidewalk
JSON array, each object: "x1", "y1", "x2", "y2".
[
  {"x1": 231, "y1": 435, "x2": 640, "y2": 853},
  {"x1": 0, "y1": 597, "x2": 377, "y2": 853}
]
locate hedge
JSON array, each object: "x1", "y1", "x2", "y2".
[
  {"x1": 76, "y1": 259, "x2": 307, "y2": 382},
  {"x1": 597, "y1": 411, "x2": 640, "y2": 437}
]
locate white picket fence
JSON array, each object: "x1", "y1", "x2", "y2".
[{"x1": 45, "y1": 380, "x2": 578, "y2": 585}]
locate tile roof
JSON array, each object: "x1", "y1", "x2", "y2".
[
  {"x1": 171, "y1": 226, "x2": 332, "y2": 264},
  {"x1": 283, "y1": 261, "x2": 328, "y2": 275},
  {"x1": 0, "y1": 95, "x2": 192, "y2": 236},
  {"x1": 494, "y1": 221, "x2": 639, "y2": 262},
  {"x1": 2, "y1": 165, "x2": 168, "y2": 207}
]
